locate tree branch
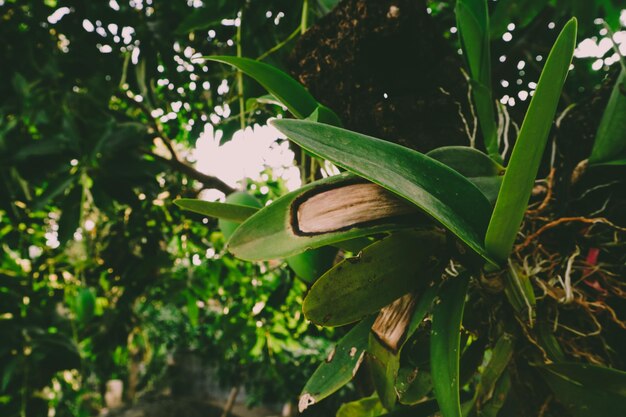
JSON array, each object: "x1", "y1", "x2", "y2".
[
  {"x1": 151, "y1": 153, "x2": 235, "y2": 194},
  {"x1": 114, "y1": 92, "x2": 235, "y2": 194}
]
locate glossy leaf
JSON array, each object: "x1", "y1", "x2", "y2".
[
  {"x1": 174, "y1": 199, "x2": 260, "y2": 223},
  {"x1": 228, "y1": 172, "x2": 423, "y2": 261},
  {"x1": 270, "y1": 119, "x2": 496, "y2": 265},
  {"x1": 303, "y1": 231, "x2": 447, "y2": 327},
  {"x1": 431, "y1": 273, "x2": 471, "y2": 417},
  {"x1": 589, "y1": 69, "x2": 626, "y2": 166},
  {"x1": 485, "y1": 18, "x2": 577, "y2": 264},
  {"x1": 538, "y1": 363, "x2": 626, "y2": 417},
  {"x1": 206, "y1": 56, "x2": 340, "y2": 124},
  {"x1": 427, "y1": 146, "x2": 505, "y2": 204},
  {"x1": 299, "y1": 316, "x2": 375, "y2": 412}
]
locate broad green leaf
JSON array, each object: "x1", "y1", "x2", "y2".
[
  {"x1": 431, "y1": 273, "x2": 471, "y2": 417},
  {"x1": 228, "y1": 172, "x2": 424, "y2": 261},
  {"x1": 270, "y1": 119, "x2": 496, "y2": 265},
  {"x1": 174, "y1": 199, "x2": 259, "y2": 222},
  {"x1": 336, "y1": 394, "x2": 386, "y2": 417},
  {"x1": 303, "y1": 231, "x2": 447, "y2": 327},
  {"x1": 427, "y1": 146, "x2": 504, "y2": 204},
  {"x1": 490, "y1": 0, "x2": 549, "y2": 39},
  {"x1": 589, "y1": 69, "x2": 626, "y2": 166},
  {"x1": 538, "y1": 363, "x2": 626, "y2": 417},
  {"x1": 299, "y1": 316, "x2": 375, "y2": 413},
  {"x1": 485, "y1": 18, "x2": 577, "y2": 264},
  {"x1": 206, "y1": 56, "x2": 341, "y2": 124}
]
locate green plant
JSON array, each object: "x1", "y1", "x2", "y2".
[{"x1": 178, "y1": 11, "x2": 626, "y2": 417}]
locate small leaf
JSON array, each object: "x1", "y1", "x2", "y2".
[
  {"x1": 427, "y1": 146, "x2": 504, "y2": 204},
  {"x1": 270, "y1": 119, "x2": 496, "y2": 265},
  {"x1": 228, "y1": 172, "x2": 424, "y2": 261},
  {"x1": 303, "y1": 231, "x2": 447, "y2": 327},
  {"x1": 299, "y1": 316, "x2": 375, "y2": 412},
  {"x1": 431, "y1": 273, "x2": 471, "y2": 417},
  {"x1": 336, "y1": 394, "x2": 386, "y2": 417},
  {"x1": 589, "y1": 69, "x2": 626, "y2": 166},
  {"x1": 396, "y1": 368, "x2": 432, "y2": 405},
  {"x1": 538, "y1": 363, "x2": 626, "y2": 417},
  {"x1": 286, "y1": 246, "x2": 338, "y2": 284},
  {"x1": 174, "y1": 199, "x2": 259, "y2": 222},
  {"x1": 218, "y1": 192, "x2": 263, "y2": 240},
  {"x1": 485, "y1": 18, "x2": 577, "y2": 264}
]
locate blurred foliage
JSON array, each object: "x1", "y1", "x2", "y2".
[{"x1": 0, "y1": 0, "x2": 338, "y2": 415}]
